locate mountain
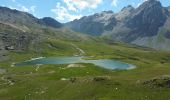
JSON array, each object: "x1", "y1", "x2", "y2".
[
  {"x1": 114, "y1": 0, "x2": 167, "y2": 41},
  {"x1": 0, "y1": 22, "x2": 33, "y2": 50},
  {"x1": 166, "y1": 6, "x2": 170, "y2": 12},
  {"x1": 66, "y1": 0, "x2": 170, "y2": 51},
  {"x1": 0, "y1": 6, "x2": 93, "y2": 58},
  {"x1": 0, "y1": 6, "x2": 42, "y2": 28},
  {"x1": 115, "y1": 5, "x2": 135, "y2": 21},
  {"x1": 41, "y1": 17, "x2": 63, "y2": 28},
  {"x1": 118, "y1": 0, "x2": 170, "y2": 50},
  {"x1": 0, "y1": 6, "x2": 63, "y2": 30},
  {"x1": 66, "y1": 11, "x2": 116, "y2": 35},
  {"x1": 0, "y1": 0, "x2": 170, "y2": 51}
]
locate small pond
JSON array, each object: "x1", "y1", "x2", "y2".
[{"x1": 15, "y1": 57, "x2": 135, "y2": 70}]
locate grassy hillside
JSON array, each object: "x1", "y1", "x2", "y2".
[
  {"x1": 0, "y1": 5, "x2": 170, "y2": 100},
  {"x1": 0, "y1": 36, "x2": 170, "y2": 100}
]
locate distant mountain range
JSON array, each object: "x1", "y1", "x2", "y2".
[
  {"x1": 66, "y1": 0, "x2": 170, "y2": 51},
  {"x1": 0, "y1": 6, "x2": 89, "y2": 54},
  {"x1": 0, "y1": 0, "x2": 170, "y2": 51},
  {"x1": 0, "y1": 6, "x2": 62, "y2": 29}
]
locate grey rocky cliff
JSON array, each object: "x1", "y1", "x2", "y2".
[{"x1": 66, "y1": 0, "x2": 170, "y2": 51}]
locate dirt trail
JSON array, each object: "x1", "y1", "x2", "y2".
[
  {"x1": 35, "y1": 64, "x2": 41, "y2": 72},
  {"x1": 71, "y1": 43, "x2": 85, "y2": 56}
]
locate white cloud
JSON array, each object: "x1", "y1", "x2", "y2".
[
  {"x1": 63, "y1": 0, "x2": 103, "y2": 11},
  {"x1": 20, "y1": 6, "x2": 29, "y2": 12},
  {"x1": 51, "y1": 3, "x2": 82, "y2": 21},
  {"x1": 9, "y1": 6, "x2": 17, "y2": 10},
  {"x1": 63, "y1": 0, "x2": 77, "y2": 11},
  {"x1": 111, "y1": 0, "x2": 118, "y2": 7},
  {"x1": 9, "y1": 5, "x2": 36, "y2": 14},
  {"x1": 30, "y1": 6, "x2": 36, "y2": 13},
  {"x1": 51, "y1": 0, "x2": 102, "y2": 22}
]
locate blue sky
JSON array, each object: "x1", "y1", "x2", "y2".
[{"x1": 0, "y1": 0, "x2": 170, "y2": 23}]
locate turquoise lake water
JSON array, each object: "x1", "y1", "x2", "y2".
[{"x1": 15, "y1": 57, "x2": 135, "y2": 70}]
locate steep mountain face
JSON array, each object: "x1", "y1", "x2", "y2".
[
  {"x1": 123, "y1": 0, "x2": 170, "y2": 50},
  {"x1": 66, "y1": 11, "x2": 117, "y2": 35},
  {"x1": 115, "y1": 5, "x2": 135, "y2": 21},
  {"x1": 118, "y1": 0, "x2": 167, "y2": 41},
  {"x1": 132, "y1": 0, "x2": 166, "y2": 35},
  {"x1": 66, "y1": 0, "x2": 170, "y2": 51},
  {"x1": 0, "y1": 6, "x2": 91, "y2": 60},
  {"x1": 0, "y1": 22, "x2": 33, "y2": 51},
  {"x1": 41, "y1": 17, "x2": 63, "y2": 28},
  {"x1": 0, "y1": 22, "x2": 34, "y2": 61},
  {"x1": 0, "y1": 7, "x2": 42, "y2": 28},
  {"x1": 166, "y1": 6, "x2": 170, "y2": 12},
  {"x1": 0, "y1": 6, "x2": 56, "y2": 52},
  {"x1": 0, "y1": 6, "x2": 63, "y2": 30},
  {"x1": 0, "y1": 0, "x2": 170, "y2": 51}
]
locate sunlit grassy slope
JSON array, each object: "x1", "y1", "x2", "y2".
[{"x1": 0, "y1": 35, "x2": 170, "y2": 100}]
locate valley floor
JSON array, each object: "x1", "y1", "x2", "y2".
[{"x1": 0, "y1": 40, "x2": 170, "y2": 100}]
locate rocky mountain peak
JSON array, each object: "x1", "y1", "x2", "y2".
[
  {"x1": 101, "y1": 10, "x2": 114, "y2": 14},
  {"x1": 166, "y1": 6, "x2": 170, "y2": 12},
  {"x1": 147, "y1": 0, "x2": 159, "y2": 3},
  {"x1": 0, "y1": 6, "x2": 36, "y2": 18},
  {"x1": 41, "y1": 17, "x2": 63, "y2": 28},
  {"x1": 0, "y1": 6, "x2": 17, "y2": 12},
  {"x1": 138, "y1": 0, "x2": 162, "y2": 9},
  {"x1": 121, "y1": 5, "x2": 134, "y2": 12},
  {"x1": 115, "y1": 5, "x2": 134, "y2": 20},
  {"x1": 125, "y1": 0, "x2": 166, "y2": 38},
  {"x1": 0, "y1": 6, "x2": 62, "y2": 29},
  {"x1": 66, "y1": 0, "x2": 170, "y2": 50}
]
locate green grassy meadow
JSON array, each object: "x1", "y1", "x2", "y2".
[{"x1": 0, "y1": 39, "x2": 170, "y2": 100}]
